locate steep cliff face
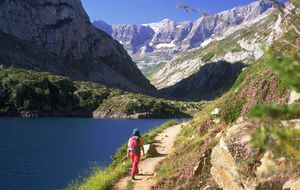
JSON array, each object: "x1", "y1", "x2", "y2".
[
  {"x1": 0, "y1": 0, "x2": 155, "y2": 92},
  {"x1": 111, "y1": 24, "x2": 155, "y2": 55}
]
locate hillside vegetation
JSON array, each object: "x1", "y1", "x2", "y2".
[
  {"x1": 62, "y1": 2, "x2": 300, "y2": 190},
  {"x1": 0, "y1": 67, "x2": 200, "y2": 118},
  {"x1": 151, "y1": 5, "x2": 300, "y2": 189}
]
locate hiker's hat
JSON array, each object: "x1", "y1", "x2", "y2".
[{"x1": 133, "y1": 128, "x2": 139, "y2": 135}]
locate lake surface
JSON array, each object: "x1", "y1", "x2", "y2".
[{"x1": 0, "y1": 117, "x2": 183, "y2": 190}]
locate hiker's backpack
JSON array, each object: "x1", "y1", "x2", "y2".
[{"x1": 129, "y1": 136, "x2": 141, "y2": 154}]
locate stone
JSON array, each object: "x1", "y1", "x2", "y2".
[
  {"x1": 210, "y1": 120, "x2": 259, "y2": 190},
  {"x1": 283, "y1": 178, "x2": 300, "y2": 190},
  {"x1": 288, "y1": 90, "x2": 300, "y2": 104},
  {"x1": 236, "y1": 117, "x2": 245, "y2": 124},
  {"x1": 143, "y1": 144, "x2": 158, "y2": 157},
  {"x1": 193, "y1": 162, "x2": 201, "y2": 176},
  {"x1": 210, "y1": 142, "x2": 242, "y2": 190},
  {"x1": 282, "y1": 119, "x2": 300, "y2": 129},
  {"x1": 256, "y1": 151, "x2": 278, "y2": 179},
  {"x1": 187, "y1": 135, "x2": 196, "y2": 141},
  {"x1": 213, "y1": 118, "x2": 221, "y2": 125},
  {"x1": 211, "y1": 108, "x2": 220, "y2": 116},
  {"x1": 143, "y1": 144, "x2": 151, "y2": 155}
]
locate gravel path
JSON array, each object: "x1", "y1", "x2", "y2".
[{"x1": 113, "y1": 124, "x2": 182, "y2": 190}]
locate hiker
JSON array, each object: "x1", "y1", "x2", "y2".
[{"x1": 127, "y1": 128, "x2": 145, "y2": 180}]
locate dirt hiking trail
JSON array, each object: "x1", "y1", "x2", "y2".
[{"x1": 113, "y1": 124, "x2": 182, "y2": 190}]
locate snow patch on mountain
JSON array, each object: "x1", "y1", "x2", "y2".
[
  {"x1": 155, "y1": 42, "x2": 176, "y2": 49},
  {"x1": 142, "y1": 19, "x2": 172, "y2": 33}
]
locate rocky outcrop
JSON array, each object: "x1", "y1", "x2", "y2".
[
  {"x1": 210, "y1": 119, "x2": 258, "y2": 190},
  {"x1": 283, "y1": 178, "x2": 300, "y2": 190},
  {"x1": 289, "y1": 90, "x2": 300, "y2": 104},
  {"x1": 0, "y1": 0, "x2": 155, "y2": 92},
  {"x1": 210, "y1": 117, "x2": 300, "y2": 190}
]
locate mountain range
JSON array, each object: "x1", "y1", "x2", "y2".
[
  {"x1": 93, "y1": 0, "x2": 275, "y2": 58},
  {"x1": 0, "y1": 0, "x2": 283, "y2": 104},
  {"x1": 93, "y1": 0, "x2": 285, "y2": 101}
]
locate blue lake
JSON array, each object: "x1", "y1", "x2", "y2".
[{"x1": 0, "y1": 117, "x2": 183, "y2": 190}]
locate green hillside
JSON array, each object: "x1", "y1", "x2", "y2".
[{"x1": 0, "y1": 67, "x2": 201, "y2": 118}]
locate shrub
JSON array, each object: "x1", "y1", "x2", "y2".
[{"x1": 221, "y1": 98, "x2": 246, "y2": 123}]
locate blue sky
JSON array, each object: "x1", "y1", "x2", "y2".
[{"x1": 81, "y1": 0, "x2": 260, "y2": 24}]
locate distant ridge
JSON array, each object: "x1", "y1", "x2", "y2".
[{"x1": 94, "y1": 0, "x2": 274, "y2": 58}]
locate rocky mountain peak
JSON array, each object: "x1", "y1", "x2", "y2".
[
  {"x1": 94, "y1": 0, "x2": 275, "y2": 58},
  {"x1": 93, "y1": 19, "x2": 113, "y2": 35}
]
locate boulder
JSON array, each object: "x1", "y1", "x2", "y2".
[
  {"x1": 213, "y1": 118, "x2": 221, "y2": 125},
  {"x1": 256, "y1": 151, "x2": 278, "y2": 179},
  {"x1": 210, "y1": 120, "x2": 259, "y2": 190},
  {"x1": 211, "y1": 108, "x2": 220, "y2": 116},
  {"x1": 288, "y1": 90, "x2": 300, "y2": 104},
  {"x1": 210, "y1": 139, "x2": 242, "y2": 190},
  {"x1": 143, "y1": 144, "x2": 158, "y2": 157},
  {"x1": 283, "y1": 178, "x2": 300, "y2": 190}
]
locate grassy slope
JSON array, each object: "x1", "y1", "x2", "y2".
[
  {"x1": 68, "y1": 8, "x2": 298, "y2": 190},
  {"x1": 152, "y1": 51, "x2": 290, "y2": 189},
  {"x1": 135, "y1": 54, "x2": 171, "y2": 79},
  {"x1": 0, "y1": 67, "x2": 201, "y2": 118},
  {"x1": 150, "y1": 9, "x2": 299, "y2": 189},
  {"x1": 66, "y1": 120, "x2": 179, "y2": 190},
  {"x1": 67, "y1": 49, "x2": 290, "y2": 190}
]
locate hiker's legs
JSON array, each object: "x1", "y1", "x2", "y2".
[{"x1": 130, "y1": 152, "x2": 140, "y2": 177}]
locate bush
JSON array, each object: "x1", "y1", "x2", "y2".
[
  {"x1": 250, "y1": 44, "x2": 300, "y2": 162},
  {"x1": 221, "y1": 98, "x2": 246, "y2": 123}
]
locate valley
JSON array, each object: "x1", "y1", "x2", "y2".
[
  {"x1": 94, "y1": 0, "x2": 284, "y2": 102},
  {"x1": 0, "y1": 0, "x2": 299, "y2": 190}
]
